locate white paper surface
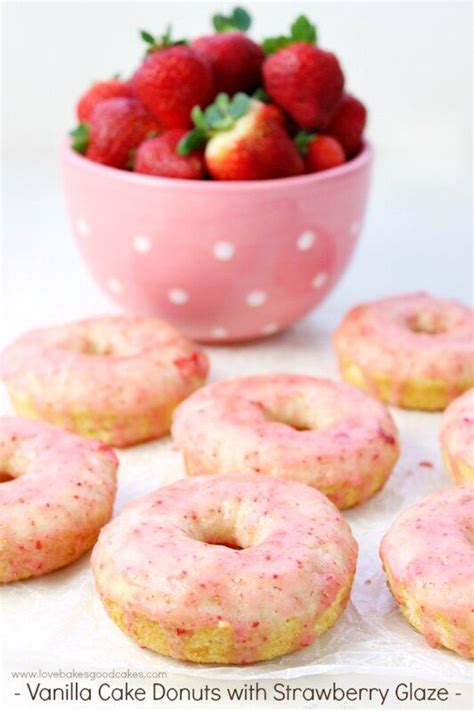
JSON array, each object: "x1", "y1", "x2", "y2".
[{"x1": 1, "y1": 313, "x2": 472, "y2": 685}]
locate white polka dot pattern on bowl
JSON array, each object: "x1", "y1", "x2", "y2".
[
  {"x1": 312, "y1": 272, "x2": 328, "y2": 289},
  {"x1": 133, "y1": 234, "x2": 152, "y2": 253},
  {"x1": 213, "y1": 241, "x2": 235, "y2": 261},
  {"x1": 297, "y1": 230, "x2": 315, "y2": 251},
  {"x1": 262, "y1": 323, "x2": 278, "y2": 335},
  {"x1": 246, "y1": 290, "x2": 267, "y2": 307},
  {"x1": 107, "y1": 278, "x2": 123, "y2": 294},
  {"x1": 168, "y1": 288, "x2": 189, "y2": 305},
  {"x1": 76, "y1": 218, "x2": 90, "y2": 236},
  {"x1": 210, "y1": 327, "x2": 228, "y2": 339}
]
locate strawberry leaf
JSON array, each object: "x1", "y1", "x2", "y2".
[
  {"x1": 191, "y1": 106, "x2": 208, "y2": 130},
  {"x1": 177, "y1": 128, "x2": 207, "y2": 156},
  {"x1": 213, "y1": 6, "x2": 251, "y2": 33},
  {"x1": 204, "y1": 104, "x2": 226, "y2": 128},
  {"x1": 232, "y1": 7, "x2": 251, "y2": 31},
  {"x1": 228, "y1": 92, "x2": 251, "y2": 119},
  {"x1": 139, "y1": 26, "x2": 187, "y2": 53},
  {"x1": 253, "y1": 87, "x2": 271, "y2": 103},
  {"x1": 262, "y1": 14, "x2": 317, "y2": 54},
  {"x1": 262, "y1": 35, "x2": 291, "y2": 55},
  {"x1": 126, "y1": 148, "x2": 137, "y2": 170},
  {"x1": 294, "y1": 130, "x2": 316, "y2": 156},
  {"x1": 290, "y1": 15, "x2": 317, "y2": 44},
  {"x1": 69, "y1": 123, "x2": 90, "y2": 154},
  {"x1": 215, "y1": 92, "x2": 231, "y2": 113},
  {"x1": 140, "y1": 29, "x2": 156, "y2": 45}
]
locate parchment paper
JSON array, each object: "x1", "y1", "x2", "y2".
[{"x1": 1, "y1": 313, "x2": 472, "y2": 684}]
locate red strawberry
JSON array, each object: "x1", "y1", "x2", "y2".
[
  {"x1": 192, "y1": 32, "x2": 264, "y2": 96},
  {"x1": 135, "y1": 130, "x2": 205, "y2": 179},
  {"x1": 295, "y1": 132, "x2": 345, "y2": 172},
  {"x1": 178, "y1": 94, "x2": 303, "y2": 181},
  {"x1": 84, "y1": 97, "x2": 160, "y2": 168},
  {"x1": 326, "y1": 93, "x2": 367, "y2": 158},
  {"x1": 263, "y1": 43, "x2": 344, "y2": 131},
  {"x1": 131, "y1": 30, "x2": 214, "y2": 129},
  {"x1": 76, "y1": 79, "x2": 130, "y2": 123}
]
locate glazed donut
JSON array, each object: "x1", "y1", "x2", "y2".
[
  {"x1": 92, "y1": 474, "x2": 357, "y2": 664},
  {"x1": 0, "y1": 316, "x2": 209, "y2": 447},
  {"x1": 171, "y1": 374, "x2": 399, "y2": 509},
  {"x1": 0, "y1": 417, "x2": 117, "y2": 583},
  {"x1": 380, "y1": 485, "x2": 474, "y2": 658},
  {"x1": 440, "y1": 389, "x2": 474, "y2": 484},
  {"x1": 334, "y1": 293, "x2": 474, "y2": 411}
]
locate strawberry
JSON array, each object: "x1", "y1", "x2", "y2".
[
  {"x1": 134, "y1": 130, "x2": 205, "y2": 179},
  {"x1": 131, "y1": 29, "x2": 214, "y2": 129},
  {"x1": 295, "y1": 132, "x2": 345, "y2": 172},
  {"x1": 326, "y1": 93, "x2": 367, "y2": 158},
  {"x1": 192, "y1": 7, "x2": 263, "y2": 95},
  {"x1": 193, "y1": 32, "x2": 263, "y2": 96},
  {"x1": 70, "y1": 96, "x2": 160, "y2": 168},
  {"x1": 76, "y1": 78, "x2": 130, "y2": 123},
  {"x1": 262, "y1": 16, "x2": 344, "y2": 130},
  {"x1": 178, "y1": 93, "x2": 304, "y2": 181}
]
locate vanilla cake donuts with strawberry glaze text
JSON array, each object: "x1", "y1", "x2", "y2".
[
  {"x1": 380, "y1": 485, "x2": 474, "y2": 658},
  {"x1": 440, "y1": 389, "x2": 474, "y2": 484},
  {"x1": 0, "y1": 417, "x2": 117, "y2": 583},
  {"x1": 171, "y1": 374, "x2": 399, "y2": 509},
  {"x1": 0, "y1": 316, "x2": 209, "y2": 447},
  {"x1": 92, "y1": 474, "x2": 358, "y2": 664},
  {"x1": 334, "y1": 293, "x2": 474, "y2": 411}
]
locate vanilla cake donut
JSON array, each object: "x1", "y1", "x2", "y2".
[
  {"x1": 171, "y1": 374, "x2": 399, "y2": 509},
  {"x1": 0, "y1": 417, "x2": 117, "y2": 583},
  {"x1": 440, "y1": 389, "x2": 474, "y2": 484},
  {"x1": 0, "y1": 316, "x2": 209, "y2": 447},
  {"x1": 334, "y1": 293, "x2": 474, "y2": 410},
  {"x1": 380, "y1": 485, "x2": 474, "y2": 658},
  {"x1": 92, "y1": 474, "x2": 358, "y2": 664}
]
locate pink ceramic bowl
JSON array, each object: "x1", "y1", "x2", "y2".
[{"x1": 61, "y1": 141, "x2": 372, "y2": 343}]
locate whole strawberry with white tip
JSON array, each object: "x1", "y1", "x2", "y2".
[{"x1": 178, "y1": 93, "x2": 304, "y2": 181}]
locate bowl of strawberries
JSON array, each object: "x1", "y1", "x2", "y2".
[{"x1": 62, "y1": 8, "x2": 371, "y2": 343}]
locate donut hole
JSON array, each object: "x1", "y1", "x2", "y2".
[
  {"x1": 53, "y1": 321, "x2": 150, "y2": 358},
  {"x1": 194, "y1": 509, "x2": 262, "y2": 550},
  {"x1": 203, "y1": 536, "x2": 244, "y2": 550},
  {"x1": 406, "y1": 311, "x2": 449, "y2": 335},
  {"x1": 261, "y1": 403, "x2": 316, "y2": 432}
]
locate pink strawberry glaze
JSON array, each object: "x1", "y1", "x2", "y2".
[
  {"x1": 440, "y1": 389, "x2": 474, "y2": 483},
  {"x1": 91, "y1": 474, "x2": 357, "y2": 661},
  {"x1": 380, "y1": 485, "x2": 474, "y2": 658},
  {"x1": 334, "y1": 293, "x2": 474, "y2": 402},
  {"x1": 0, "y1": 417, "x2": 117, "y2": 583},
  {"x1": 0, "y1": 315, "x2": 209, "y2": 447},
  {"x1": 171, "y1": 374, "x2": 399, "y2": 509},
  {"x1": 61, "y1": 140, "x2": 372, "y2": 343}
]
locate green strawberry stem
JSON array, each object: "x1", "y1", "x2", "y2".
[
  {"x1": 212, "y1": 6, "x2": 251, "y2": 33},
  {"x1": 70, "y1": 123, "x2": 90, "y2": 154},
  {"x1": 177, "y1": 92, "x2": 252, "y2": 156},
  {"x1": 139, "y1": 27, "x2": 187, "y2": 53},
  {"x1": 262, "y1": 15, "x2": 317, "y2": 54},
  {"x1": 294, "y1": 131, "x2": 317, "y2": 156}
]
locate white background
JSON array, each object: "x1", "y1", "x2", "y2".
[{"x1": 1, "y1": 2, "x2": 473, "y2": 710}]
